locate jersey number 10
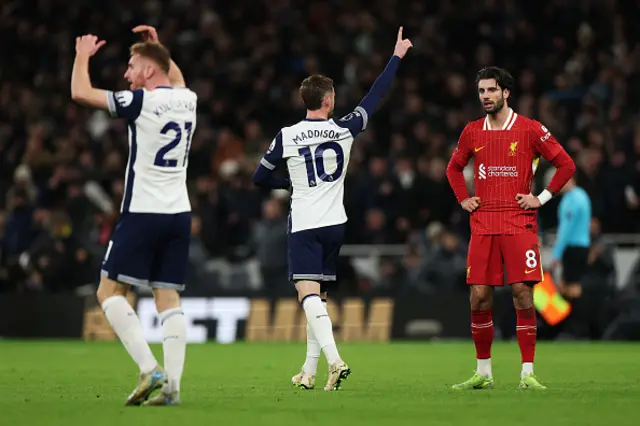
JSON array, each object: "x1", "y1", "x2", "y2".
[
  {"x1": 298, "y1": 142, "x2": 344, "y2": 187},
  {"x1": 155, "y1": 121, "x2": 194, "y2": 167}
]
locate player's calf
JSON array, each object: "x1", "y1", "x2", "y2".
[
  {"x1": 153, "y1": 288, "x2": 187, "y2": 398},
  {"x1": 99, "y1": 277, "x2": 159, "y2": 376},
  {"x1": 512, "y1": 282, "x2": 538, "y2": 379},
  {"x1": 296, "y1": 281, "x2": 350, "y2": 388}
]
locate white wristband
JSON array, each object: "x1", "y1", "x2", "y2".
[{"x1": 537, "y1": 189, "x2": 553, "y2": 205}]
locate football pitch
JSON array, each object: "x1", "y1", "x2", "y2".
[{"x1": 0, "y1": 341, "x2": 638, "y2": 426}]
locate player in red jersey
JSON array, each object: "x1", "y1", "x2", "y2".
[{"x1": 446, "y1": 67, "x2": 576, "y2": 390}]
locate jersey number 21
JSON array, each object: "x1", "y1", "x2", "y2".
[{"x1": 155, "y1": 121, "x2": 194, "y2": 167}]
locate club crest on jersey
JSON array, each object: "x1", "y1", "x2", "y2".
[
  {"x1": 114, "y1": 91, "x2": 134, "y2": 107},
  {"x1": 509, "y1": 141, "x2": 518, "y2": 156}
]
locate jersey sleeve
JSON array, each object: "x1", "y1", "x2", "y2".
[
  {"x1": 260, "y1": 131, "x2": 284, "y2": 170},
  {"x1": 334, "y1": 107, "x2": 368, "y2": 138},
  {"x1": 530, "y1": 120, "x2": 562, "y2": 161},
  {"x1": 450, "y1": 124, "x2": 474, "y2": 168},
  {"x1": 105, "y1": 89, "x2": 144, "y2": 120},
  {"x1": 446, "y1": 124, "x2": 473, "y2": 203}
]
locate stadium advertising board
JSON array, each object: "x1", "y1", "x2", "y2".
[
  {"x1": 0, "y1": 292, "x2": 85, "y2": 338},
  {"x1": 135, "y1": 297, "x2": 396, "y2": 343},
  {"x1": 0, "y1": 293, "x2": 472, "y2": 341}
]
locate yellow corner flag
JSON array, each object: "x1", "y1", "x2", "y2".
[{"x1": 533, "y1": 272, "x2": 571, "y2": 326}]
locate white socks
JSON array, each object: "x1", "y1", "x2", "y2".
[
  {"x1": 476, "y1": 358, "x2": 492, "y2": 378},
  {"x1": 301, "y1": 300, "x2": 325, "y2": 374},
  {"x1": 159, "y1": 307, "x2": 187, "y2": 394},
  {"x1": 522, "y1": 362, "x2": 534, "y2": 378},
  {"x1": 476, "y1": 358, "x2": 534, "y2": 379},
  {"x1": 102, "y1": 295, "x2": 157, "y2": 374},
  {"x1": 301, "y1": 296, "x2": 341, "y2": 365}
]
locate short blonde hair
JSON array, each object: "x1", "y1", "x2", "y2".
[{"x1": 130, "y1": 41, "x2": 171, "y2": 74}]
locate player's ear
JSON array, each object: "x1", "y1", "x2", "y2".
[
  {"x1": 503, "y1": 88, "x2": 510, "y2": 100},
  {"x1": 143, "y1": 63, "x2": 155, "y2": 80}
]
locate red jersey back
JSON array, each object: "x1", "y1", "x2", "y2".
[{"x1": 450, "y1": 109, "x2": 563, "y2": 235}]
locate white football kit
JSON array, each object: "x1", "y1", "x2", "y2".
[
  {"x1": 260, "y1": 107, "x2": 368, "y2": 282},
  {"x1": 101, "y1": 86, "x2": 197, "y2": 290}
]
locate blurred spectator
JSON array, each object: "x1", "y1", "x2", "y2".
[
  {"x1": 0, "y1": 0, "x2": 639, "y2": 295},
  {"x1": 404, "y1": 224, "x2": 467, "y2": 295},
  {"x1": 19, "y1": 210, "x2": 93, "y2": 293},
  {"x1": 252, "y1": 197, "x2": 289, "y2": 299}
]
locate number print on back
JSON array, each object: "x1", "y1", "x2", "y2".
[
  {"x1": 154, "y1": 121, "x2": 194, "y2": 167},
  {"x1": 298, "y1": 142, "x2": 345, "y2": 187}
]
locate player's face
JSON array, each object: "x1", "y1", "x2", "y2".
[
  {"x1": 124, "y1": 55, "x2": 151, "y2": 90},
  {"x1": 477, "y1": 79, "x2": 509, "y2": 114}
]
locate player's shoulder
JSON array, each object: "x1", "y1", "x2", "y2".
[
  {"x1": 514, "y1": 115, "x2": 553, "y2": 140},
  {"x1": 143, "y1": 86, "x2": 197, "y2": 101},
  {"x1": 511, "y1": 114, "x2": 538, "y2": 129},
  {"x1": 460, "y1": 118, "x2": 485, "y2": 134}
]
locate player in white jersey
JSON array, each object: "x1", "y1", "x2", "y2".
[
  {"x1": 71, "y1": 25, "x2": 194, "y2": 406},
  {"x1": 253, "y1": 27, "x2": 413, "y2": 391}
]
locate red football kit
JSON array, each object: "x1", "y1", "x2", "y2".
[{"x1": 447, "y1": 109, "x2": 575, "y2": 286}]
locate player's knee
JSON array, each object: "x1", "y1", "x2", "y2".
[
  {"x1": 511, "y1": 282, "x2": 534, "y2": 309},
  {"x1": 153, "y1": 288, "x2": 181, "y2": 312},
  {"x1": 470, "y1": 285, "x2": 493, "y2": 310},
  {"x1": 295, "y1": 280, "x2": 322, "y2": 303},
  {"x1": 96, "y1": 276, "x2": 129, "y2": 304}
]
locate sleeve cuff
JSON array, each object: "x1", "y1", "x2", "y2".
[
  {"x1": 354, "y1": 105, "x2": 368, "y2": 131},
  {"x1": 537, "y1": 189, "x2": 553, "y2": 205},
  {"x1": 260, "y1": 158, "x2": 276, "y2": 170},
  {"x1": 105, "y1": 91, "x2": 117, "y2": 117}
]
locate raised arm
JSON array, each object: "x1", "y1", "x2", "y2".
[
  {"x1": 71, "y1": 35, "x2": 109, "y2": 109},
  {"x1": 132, "y1": 25, "x2": 185, "y2": 88},
  {"x1": 335, "y1": 27, "x2": 413, "y2": 136}
]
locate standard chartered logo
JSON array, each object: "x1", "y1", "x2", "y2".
[
  {"x1": 478, "y1": 163, "x2": 487, "y2": 179},
  {"x1": 478, "y1": 163, "x2": 518, "y2": 179}
]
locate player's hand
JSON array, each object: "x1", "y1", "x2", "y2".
[
  {"x1": 132, "y1": 25, "x2": 159, "y2": 42},
  {"x1": 393, "y1": 26, "x2": 413, "y2": 59},
  {"x1": 516, "y1": 193, "x2": 542, "y2": 210},
  {"x1": 75, "y1": 34, "x2": 106, "y2": 57},
  {"x1": 461, "y1": 196, "x2": 481, "y2": 213}
]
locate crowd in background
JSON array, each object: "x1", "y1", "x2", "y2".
[{"x1": 0, "y1": 0, "x2": 639, "y2": 314}]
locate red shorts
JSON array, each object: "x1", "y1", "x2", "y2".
[{"x1": 466, "y1": 234, "x2": 543, "y2": 286}]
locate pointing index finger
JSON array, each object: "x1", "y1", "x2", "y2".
[
  {"x1": 132, "y1": 25, "x2": 149, "y2": 33},
  {"x1": 397, "y1": 26, "x2": 403, "y2": 42}
]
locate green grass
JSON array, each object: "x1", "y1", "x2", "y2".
[{"x1": 0, "y1": 341, "x2": 639, "y2": 426}]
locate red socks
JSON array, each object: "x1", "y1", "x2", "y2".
[
  {"x1": 471, "y1": 309, "x2": 494, "y2": 359},
  {"x1": 516, "y1": 308, "x2": 537, "y2": 363}
]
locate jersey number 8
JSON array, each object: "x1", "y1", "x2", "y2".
[
  {"x1": 298, "y1": 142, "x2": 345, "y2": 187},
  {"x1": 155, "y1": 121, "x2": 194, "y2": 167}
]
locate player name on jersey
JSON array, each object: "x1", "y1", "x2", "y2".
[{"x1": 106, "y1": 87, "x2": 198, "y2": 214}]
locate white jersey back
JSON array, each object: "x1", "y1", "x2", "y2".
[
  {"x1": 260, "y1": 108, "x2": 368, "y2": 233},
  {"x1": 106, "y1": 87, "x2": 197, "y2": 214}
]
